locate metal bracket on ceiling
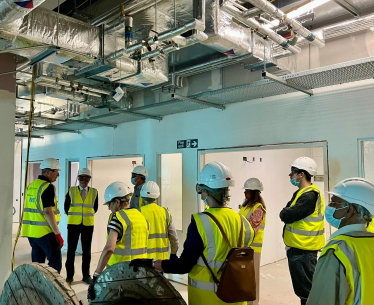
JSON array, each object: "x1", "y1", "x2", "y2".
[
  {"x1": 112, "y1": 109, "x2": 163, "y2": 121},
  {"x1": 29, "y1": 47, "x2": 60, "y2": 66},
  {"x1": 172, "y1": 94, "x2": 226, "y2": 110},
  {"x1": 262, "y1": 71, "x2": 313, "y2": 96},
  {"x1": 15, "y1": 133, "x2": 44, "y2": 139},
  {"x1": 33, "y1": 126, "x2": 81, "y2": 134},
  {"x1": 333, "y1": 0, "x2": 360, "y2": 17}
]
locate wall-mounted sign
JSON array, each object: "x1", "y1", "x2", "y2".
[
  {"x1": 177, "y1": 139, "x2": 198, "y2": 149},
  {"x1": 314, "y1": 175, "x2": 324, "y2": 182}
]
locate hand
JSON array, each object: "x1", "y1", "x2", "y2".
[
  {"x1": 129, "y1": 259, "x2": 153, "y2": 272},
  {"x1": 170, "y1": 253, "x2": 178, "y2": 260},
  {"x1": 87, "y1": 276, "x2": 98, "y2": 301},
  {"x1": 55, "y1": 234, "x2": 64, "y2": 249}
]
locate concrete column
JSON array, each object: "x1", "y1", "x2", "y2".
[{"x1": 0, "y1": 54, "x2": 16, "y2": 291}]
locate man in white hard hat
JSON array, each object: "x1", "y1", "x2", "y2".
[
  {"x1": 21, "y1": 158, "x2": 63, "y2": 273},
  {"x1": 307, "y1": 178, "x2": 374, "y2": 305},
  {"x1": 130, "y1": 162, "x2": 255, "y2": 305},
  {"x1": 140, "y1": 181, "x2": 179, "y2": 260},
  {"x1": 280, "y1": 157, "x2": 325, "y2": 305},
  {"x1": 130, "y1": 165, "x2": 148, "y2": 209},
  {"x1": 64, "y1": 168, "x2": 98, "y2": 285},
  {"x1": 88, "y1": 181, "x2": 149, "y2": 301}
]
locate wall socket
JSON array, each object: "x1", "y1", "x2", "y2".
[{"x1": 132, "y1": 161, "x2": 137, "y2": 165}]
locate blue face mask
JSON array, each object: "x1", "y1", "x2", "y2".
[
  {"x1": 290, "y1": 178, "x2": 300, "y2": 187},
  {"x1": 131, "y1": 177, "x2": 136, "y2": 185},
  {"x1": 325, "y1": 205, "x2": 347, "y2": 229},
  {"x1": 202, "y1": 195, "x2": 208, "y2": 206}
]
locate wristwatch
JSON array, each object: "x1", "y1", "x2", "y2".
[
  {"x1": 94, "y1": 271, "x2": 101, "y2": 277},
  {"x1": 152, "y1": 259, "x2": 156, "y2": 269}
]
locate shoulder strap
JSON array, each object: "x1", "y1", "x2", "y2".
[
  {"x1": 200, "y1": 253, "x2": 220, "y2": 284},
  {"x1": 203, "y1": 212, "x2": 232, "y2": 248}
]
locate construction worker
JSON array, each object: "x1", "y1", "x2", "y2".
[
  {"x1": 64, "y1": 168, "x2": 98, "y2": 285},
  {"x1": 239, "y1": 178, "x2": 266, "y2": 305},
  {"x1": 280, "y1": 157, "x2": 325, "y2": 305},
  {"x1": 130, "y1": 165, "x2": 148, "y2": 209},
  {"x1": 140, "y1": 181, "x2": 179, "y2": 259},
  {"x1": 307, "y1": 178, "x2": 374, "y2": 305},
  {"x1": 21, "y1": 158, "x2": 63, "y2": 273},
  {"x1": 130, "y1": 162, "x2": 255, "y2": 305},
  {"x1": 88, "y1": 182, "x2": 149, "y2": 301}
]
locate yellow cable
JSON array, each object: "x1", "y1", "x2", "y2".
[
  {"x1": 66, "y1": 0, "x2": 89, "y2": 16},
  {"x1": 11, "y1": 65, "x2": 36, "y2": 271}
]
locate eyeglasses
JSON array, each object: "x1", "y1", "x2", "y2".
[
  {"x1": 78, "y1": 176, "x2": 90, "y2": 182},
  {"x1": 290, "y1": 169, "x2": 301, "y2": 175}
]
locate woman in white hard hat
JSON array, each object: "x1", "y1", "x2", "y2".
[
  {"x1": 307, "y1": 177, "x2": 374, "y2": 305},
  {"x1": 140, "y1": 181, "x2": 179, "y2": 260},
  {"x1": 280, "y1": 156, "x2": 325, "y2": 305},
  {"x1": 88, "y1": 181, "x2": 149, "y2": 301},
  {"x1": 239, "y1": 178, "x2": 266, "y2": 305},
  {"x1": 130, "y1": 161, "x2": 255, "y2": 305}
]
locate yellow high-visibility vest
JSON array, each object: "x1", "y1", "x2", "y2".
[
  {"x1": 188, "y1": 208, "x2": 255, "y2": 305},
  {"x1": 367, "y1": 221, "x2": 374, "y2": 233},
  {"x1": 320, "y1": 232, "x2": 374, "y2": 304},
  {"x1": 107, "y1": 208, "x2": 149, "y2": 266},
  {"x1": 21, "y1": 179, "x2": 60, "y2": 238},
  {"x1": 67, "y1": 186, "x2": 97, "y2": 226},
  {"x1": 140, "y1": 203, "x2": 171, "y2": 259},
  {"x1": 239, "y1": 202, "x2": 266, "y2": 253},
  {"x1": 283, "y1": 184, "x2": 325, "y2": 251}
]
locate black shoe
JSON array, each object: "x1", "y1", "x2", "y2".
[
  {"x1": 66, "y1": 277, "x2": 73, "y2": 285},
  {"x1": 82, "y1": 275, "x2": 92, "y2": 285}
]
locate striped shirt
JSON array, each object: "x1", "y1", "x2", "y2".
[{"x1": 107, "y1": 213, "x2": 123, "y2": 242}]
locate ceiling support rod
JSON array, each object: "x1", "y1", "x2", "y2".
[
  {"x1": 172, "y1": 94, "x2": 226, "y2": 110},
  {"x1": 262, "y1": 71, "x2": 313, "y2": 96}
]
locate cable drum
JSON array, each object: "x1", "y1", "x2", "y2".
[{"x1": 89, "y1": 262, "x2": 186, "y2": 305}]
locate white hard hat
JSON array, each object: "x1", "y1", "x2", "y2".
[
  {"x1": 132, "y1": 165, "x2": 148, "y2": 178},
  {"x1": 328, "y1": 177, "x2": 374, "y2": 215},
  {"x1": 104, "y1": 182, "x2": 132, "y2": 205},
  {"x1": 40, "y1": 158, "x2": 61, "y2": 171},
  {"x1": 78, "y1": 168, "x2": 91, "y2": 177},
  {"x1": 243, "y1": 178, "x2": 263, "y2": 191},
  {"x1": 290, "y1": 157, "x2": 317, "y2": 176},
  {"x1": 198, "y1": 162, "x2": 235, "y2": 189},
  {"x1": 140, "y1": 181, "x2": 160, "y2": 199}
]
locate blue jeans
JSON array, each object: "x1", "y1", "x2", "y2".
[
  {"x1": 28, "y1": 233, "x2": 62, "y2": 273},
  {"x1": 287, "y1": 248, "x2": 318, "y2": 305}
]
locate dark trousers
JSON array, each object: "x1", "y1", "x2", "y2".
[
  {"x1": 287, "y1": 248, "x2": 318, "y2": 305},
  {"x1": 28, "y1": 233, "x2": 62, "y2": 273},
  {"x1": 65, "y1": 224, "x2": 94, "y2": 278}
]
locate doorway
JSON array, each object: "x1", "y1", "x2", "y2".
[
  {"x1": 87, "y1": 155, "x2": 144, "y2": 253},
  {"x1": 199, "y1": 142, "x2": 329, "y2": 267}
]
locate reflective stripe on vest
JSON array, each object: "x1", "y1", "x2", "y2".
[
  {"x1": 68, "y1": 187, "x2": 97, "y2": 226},
  {"x1": 188, "y1": 208, "x2": 254, "y2": 305},
  {"x1": 239, "y1": 202, "x2": 266, "y2": 253},
  {"x1": 141, "y1": 203, "x2": 171, "y2": 259},
  {"x1": 21, "y1": 179, "x2": 60, "y2": 238},
  {"x1": 108, "y1": 208, "x2": 149, "y2": 265},
  {"x1": 320, "y1": 233, "x2": 374, "y2": 305},
  {"x1": 283, "y1": 185, "x2": 325, "y2": 251}
]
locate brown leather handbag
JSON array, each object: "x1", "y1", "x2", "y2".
[{"x1": 201, "y1": 212, "x2": 256, "y2": 303}]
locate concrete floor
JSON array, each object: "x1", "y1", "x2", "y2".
[{"x1": 11, "y1": 223, "x2": 299, "y2": 305}]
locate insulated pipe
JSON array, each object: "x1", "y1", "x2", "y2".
[
  {"x1": 38, "y1": 81, "x2": 102, "y2": 98},
  {"x1": 105, "y1": 15, "x2": 133, "y2": 35},
  {"x1": 35, "y1": 76, "x2": 113, "y2": 96},
  {"x1": 172, "y1": 31, "x2": 209, "y2": 46},
  {"x1": 139, "y1": 45, "x2": 177, "y2": 62},
  {"x1": 221, "y1": 2, "x2": 301, "y2": 54},
  {"x1": 242, "y1": 0, "x2": 325, "y2": 47}
]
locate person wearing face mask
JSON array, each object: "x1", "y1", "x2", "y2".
[
  {"x1": 279, "y1": 157, "x2": 325, "y2": 305},
  {"x1": 239, "y1": 178, "x2": 266, "y2": 305},
  {"x1": 21, "y1": 158, "x2": 63, "y2": 273},
  {"x1": 130, "y1": 165, "x2": 148, "y2": 209},
  {"x1": 140, "y1": 181, "x2": 179, "y2": 260},
  {"x1": 88, "y1": 181, "x2": 149, "y2": 301},
  {"x1": 306, "y1": 177, "x2": 374, "y2": 305},
  {"x1": 129, "y1": 162, "x2": 255, "y2": 305},
  {"x1": 64, "y1": 168, "x2": 98, "y2": 285}
]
